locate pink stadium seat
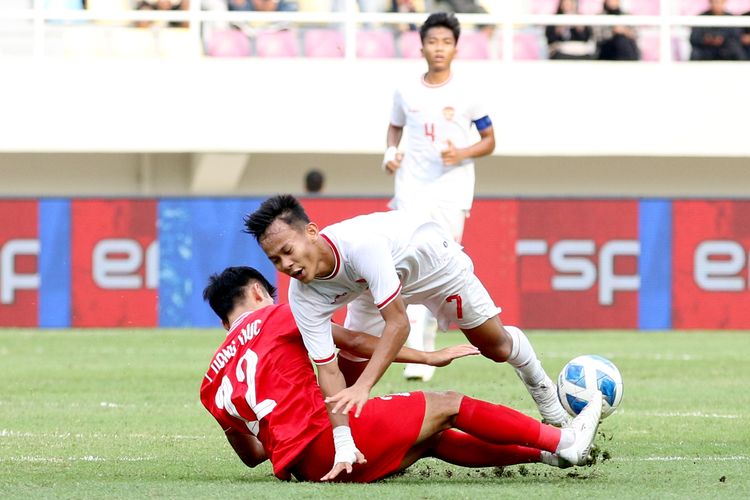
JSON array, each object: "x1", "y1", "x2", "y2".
[
  {"x1": 357, "y1": 30, "x2": 396, "y2": 58},
  {"x1": 726, "y1": 0, "x2": 750, "y2": 14},
  {"x1": 397, "y1": 30, "x2": 423, "y2": 58},
  {"x1": 638, "y1": 31, "x2": 660, "y2": 61},
  {"x1": 303, "y1": 29, "x2": 345, "y2": 58},
  {"x1": 456, "y1": 31, "x2": 490, "y2": 60},
  {"x1": 205, "y1": 29, "x2": 251, "y2": 57},
  {"x1": 638, "y1": 30, "x2": 685, "y2": 62},
  {"x1": 513, "y1": 31, "x2": 543, "y2": 60},
  {"x1": 530, "y1": 0, "x2": 559, "y2": 14},
  {"x1": 578, "y1": 0, "x2": 601, "y2": 14},
  {"x1": 679, "y1": 0, "x2": 709, "y2": 15},
  {"x1": 628, "y1": 0, "x2": 660, "y2": 15},
  {"x1": 256, "y1": 30, "x2": 299, "y2": 58}
]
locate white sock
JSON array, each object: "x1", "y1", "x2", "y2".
[
  {"x1": 556, "y1": 428, "x2": 575, "y2": 453},
  {"x1": 405, "y1": 304, "x2": 429, "y2": 351},
  {"x1": 505, "y1": 325, "x2": 545, "y2": 386}
]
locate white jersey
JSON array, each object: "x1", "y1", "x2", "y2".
[
  {"x1": 389, "y1": 71, "x2": 490, "y2": 212},
  {"x1": 288, "y1": 210, "x2": 463, "y2": 364}
]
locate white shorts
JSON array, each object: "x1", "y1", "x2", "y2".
[{"x1": 340, "y1": 247, "x2": 501, "y2": 361}]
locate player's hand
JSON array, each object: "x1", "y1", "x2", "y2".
[
  {"x1": 425, "y1": 344, "x2": 481, "y2": 367},
  {"x1": 384, "y1": 152, "x2": 403, "y2": 174},
  {"x1": 325, "y1": 383, "x2": 371, "y2": 418},
  {"x1": 441, "y1": 139, "x2": 463, "y2": 166},
  {"x1": 320, "y1": 449, "x2": 367, "y2": 481}
]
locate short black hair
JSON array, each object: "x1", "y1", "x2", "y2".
[
  {"x1": 305, "y1": 169, "x2": 325, "y2": 193},
  {"x1": 243, "y1": 194, "x2": 310, "y2": 242},
  {"x1": 419, "y1": 12, "x2": 460, "y2": 43},
  {"x1": 203, "y1": 266, "x2": 277, "y2": 324}
]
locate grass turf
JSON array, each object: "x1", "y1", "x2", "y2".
[{"x1": 1, "y1": 328, "x2": 748, "y2": 499}]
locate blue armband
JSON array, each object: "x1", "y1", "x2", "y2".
[{"x1": 473, "y1": 115, "x2": 493, "y2": 131}]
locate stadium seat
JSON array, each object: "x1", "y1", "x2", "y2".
[
  {"x1": 530, "y1": 0, "x2": 559, "y2": 14},
  {"x1": 303, "y1": 29, "x2": 344, "y2": 58},
  {"x1": 726, "y1": 0, "x2": 750, "y2": 14},
  {"x1": 397, "y1": 30, "x2": 423, "y2": 58},
  {"x1": 256, "y1": 29, "x2": 299, "y2": 58},
  {"x1": 628, "y1": 0, "x2": 661, "y2": 15},
  {"x1": 357, "y1": 30, "x2": 396, "y2": 58},
  {"x1": 679, "y1": 0, "x2": 710, "y2": 15},
  {"x1": 205, "y1": 29, "x2": 251, "y2": 57},
  {"x1": 578, "y1": 0, "x2": 602, "y2": 14},
  {"x1": 457, "y1": 31, "x2": 490, "y2": 60},
  {"x1": 638, "y1": 29, "x2": 685, "y2": 62},
  {"x1": 513, "y1": 30, "x2": 544, "y2": 60}
]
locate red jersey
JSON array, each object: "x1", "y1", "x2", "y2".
[{"x1": 199, "y1": 303, "x2": 330, "y2": 479}]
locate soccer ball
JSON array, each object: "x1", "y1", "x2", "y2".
[{"x1": 557, "y1": 355, "x2": 623, "y2": 419}]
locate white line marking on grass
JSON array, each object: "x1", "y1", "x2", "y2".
[
  {"x1": 617, "y1": 455, "x2": 750, "y2": 462},
  {"x1": 0, "y1": 429, "x2": 208, "y2": 440},
  {"x1": 633, "y1": 411, "x2": 743, "y2": 419},
  {"x1": 0, "y1": 455, "x2": 156, "y2": 463}
]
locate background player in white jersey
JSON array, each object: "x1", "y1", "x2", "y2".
[
  {"x1": 383, "y1": 12, "x2": 496, "y2": 382},
  {"x1": 244, "y1": 195, "x2": 570, "y2": 474}
]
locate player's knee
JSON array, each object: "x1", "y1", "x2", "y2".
[
  {"x1": 479, "y1": 333, "x2": 512, "y2": 363},
  {"x1": 429, "y1": 390, "x2": 464, "y2": 417}
]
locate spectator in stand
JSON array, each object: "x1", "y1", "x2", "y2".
[
  {"x1": 545, "y1": 0, "x2": 596, "y2": 60},
  {"x1": 228, "y1": 0, "x2": 298, "y2": 11},
  {"x1": 596, "y1": 0, "x2": 639, "y2": 60},
  {"x1": 134, "y1": 0, "x2": 189, "y2": 28},
  {"x1": 389, "y1": 1, "x2": 426, "y2": 32},
  {"x1": 689, "y1": 0, "x2": 744, "y2": 60},
  {"x1": 304, "y1": 169, "x2": 325, "y2": 194},
  {"x1": 739, "y1": 8, "x2": 750, "y2": 59}
]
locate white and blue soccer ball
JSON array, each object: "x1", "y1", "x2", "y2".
[{"x1": 557, "y1": 355, "x2": 623, "y2": 419}]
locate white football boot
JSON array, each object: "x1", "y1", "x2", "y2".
[
  {"x1": 540, "y1": 451, "x2": 573, "y2": 469},
  {"x1": 523, "y1": 373, "x2": 573, "y2": 427},
  {"x1": 557, "y1": 391, "x2": 603, "y2": 466}
]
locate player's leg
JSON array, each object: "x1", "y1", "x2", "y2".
[
  {"x1": 403, "y1": 207, "x2": 465, "y2": 383},
  {"x1": 438, "y1": 269, "x2": 570, "y2": 426},
  {"x1": 405, "y1": 391, "x2": 600, "y2": 469},
  {"x1": 403, "y1": 304, "x2": 437, "y2": 381}
]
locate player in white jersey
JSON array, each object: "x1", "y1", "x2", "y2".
[
  {"x1": 244, "y1": 195, "x2": 570, "y2": 476},
  {"x1": 383, "y1": 12, "x2": 496, "y2": 382}
]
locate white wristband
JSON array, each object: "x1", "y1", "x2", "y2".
[
  {"x1": 332, "y1": 425, "x2": 357, "y2": 465},
  {"x1": 382, "y1": 146, "x2": 398, "y2": 170}
]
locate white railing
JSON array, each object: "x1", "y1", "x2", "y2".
[{"x1": 2, "y1": 0, "x2": 750, "y2": 62}]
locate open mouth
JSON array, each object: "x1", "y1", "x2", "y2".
[{"x1": 292, "y1": 268, "x2": 304, "y2": 279}]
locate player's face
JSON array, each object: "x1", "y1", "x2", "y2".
[
  {"x1": 421, "y1": 26, "x2": 457, "y2": 72},
  {"x1": 259, "y1": 219, "x2": 319, "y2": 283}
]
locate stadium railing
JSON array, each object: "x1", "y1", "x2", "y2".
[{"x1": 1, "y1": 2, "x2": 750, "y2": 61}]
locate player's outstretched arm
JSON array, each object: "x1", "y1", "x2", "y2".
[
  {"x1": 225, "y1": 428, "x2": 267, "y2": 468},
  {"x1": 332, "y1": 323, "x2": 479, "y2": 366},
  {"x1": 317, "y1": 360, "x2": 367, "y2": 480}
]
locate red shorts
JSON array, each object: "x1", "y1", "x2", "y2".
[{"x1": 289, "y1": 391, "x2": 426, "y2": 483}]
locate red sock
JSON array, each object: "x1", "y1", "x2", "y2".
[
  {"x1": 454, "y1": 396, "x2": 561, "y2": 452},
  {"x1": 433, "y1": 429, "x2": 541, "y2": 467}
]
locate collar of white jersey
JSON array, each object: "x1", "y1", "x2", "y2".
[
  {"x1": 317, "y1": 233, "x2": 341, "y2": 280},
  {"x1": 421, "y1": 72, "x2": 453, "y2": 88},
  {"x1": 228, "y1": 311, "x2": 252, "y2": 335}
]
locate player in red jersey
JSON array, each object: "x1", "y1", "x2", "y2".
[{"x1": 200, "y1": 266, "x2": 602, "y2": 482}]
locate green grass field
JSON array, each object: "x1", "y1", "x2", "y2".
[{"x1": 1, "y1": 328, "x2": 748, "y2": 499}]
